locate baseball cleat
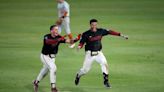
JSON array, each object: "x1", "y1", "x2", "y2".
[
  {"x1": 69, "y1": 43, "x2": 75, "y2": 48},
  {"x1": 33, "y1": 80, "x2": 39, "y2": 92},
  {"x1": 51, "y1": 87, "x2": 58, "y2": 92},
  {"x1": 75, "y1": 74, "x2": 80, "y2": 85},
  {"x1": 104, "y1": 81, "x2": 111, "y2": 88}
]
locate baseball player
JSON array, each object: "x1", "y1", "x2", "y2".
[
  {"x1": 33, "y1": 25, "x2": 80, "y2": 92},
  {"x1": 75, "y1": 19, "x2": 128, "y2": 88},
  {"x1": 56, "y1": 0, "x2": 75, "y2": 48}
]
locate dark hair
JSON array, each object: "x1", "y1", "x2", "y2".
[
  {"x1": 50, "y1": 25, "x2": 57, "y2": 31},
  {"x1": 90, "y1": 19, "x2": 98, "y2": 24}
]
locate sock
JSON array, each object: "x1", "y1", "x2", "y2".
[
  {"x1": 51, "y1": 83, "x2": 56, "y2": 88},
  {"x1": 34, "y1": 80, "x2": 39, "y2": 84},
  {"x1": 77, "y1": 70, "x2": 86, "y2": 78},
  {"x1": 103, "y1": 72, "x2": 109, "y2": 82}
]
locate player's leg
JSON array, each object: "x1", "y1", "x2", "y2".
[
  {"x1": 63, "y1": 17, "x2": 71, "y2": 38},
  {"x1": 33, "y1": 54, "x2": 49, "y2": 92},
  {"x1": 58, "y1": 24, "x2": 62, "y2": 34},
  {"x1": 40, "y1": 54, "x2": 58, "y2": 91},
  {"x1": 75, "y1": 51, "x2": 95, "y2": 85},
  {"x1": 95, "y1": 52, "x2": 109, "y2": 74},
  {"x1": 36, "y1": 54, "x2": 50, "y2": 81},
  {"x1": 63, "y1": 17, "x2": 75, "y2": 48},
  {"x1": 49, "y1": 59, "x2": 57, "y2": 88},
  {"x1": 95, "y1": 51, "x2": 111, "y2": 88},
  {"x1": 35, "y1": 65, "x2": 49, "y2": 82},
  {"x1": 33, "y1": 65, "x2": 49, "y2": 92},
  {"x1": 44, "y1": 56, "x2": 57, "y2": 91}
]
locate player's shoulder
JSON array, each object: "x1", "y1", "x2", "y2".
[
  {"x1": 82, "y1": 30, "x2": 91, "y2": 35},
  {"x1": 44, "y1": 34, "x2": 51, "y2": 37},
  {"x1": 97, "y1": 28, "x2": 107, "y2": 31},
  {"x1": 44, "y1": 33, "x2": 50, "y2": 36},
  {"x1": 43, "y1": 34, "x2": 50, "y2": 40}
]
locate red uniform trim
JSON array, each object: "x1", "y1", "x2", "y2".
[
  {"x1": 109, "y1": 30, "x2": 120, "y2": 36},
  {"x1": 88, "y1": 35, "x2": 102, "y2": 42},
  {"x1": 45, "y1": 39, "x2": 58, "y2": 45}
]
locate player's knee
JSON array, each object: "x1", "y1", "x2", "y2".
[
  {"x1": 101, "y1": 64, "x2": 109, "y2": 74},
  {"x1": 82, "y1": 68, "x2": 90, "y2": 74},
  {"x1": 50, "y1": 67, "x2": 57, "y2": 73},
  {"x1": 102, "y1": 63, "x2": 108, "y2": 68}
]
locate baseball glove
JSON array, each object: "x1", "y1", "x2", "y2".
[{"x1": 55, "y1": 18, "x2": 63, "y2": 25}]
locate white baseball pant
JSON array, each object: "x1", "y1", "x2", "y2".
[
  {"x1": 77, "y1": 51, "x2": 109, "y2": 76},
  {"x1": 36, "y1": 54, "x2": 57, "y2": 84},
  {"x1": 58, "y1": 17, "x2": 71, "y2": 35}
]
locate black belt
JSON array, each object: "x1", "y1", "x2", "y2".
[
  {"x1": 86, "y1": 50, "x2": 100, "y2": 56},
  {"x1": 48, "y1": 54, "x2": 56, "y2": 58},
  {"x1": 43, "y1": 53, "x2": 56, "y2": 58}
]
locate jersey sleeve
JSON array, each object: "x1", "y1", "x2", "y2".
[
  {"x1": 108, "y1": 30, "x2": 121, "y2": 36},
  {"x1": 78, "y1": 33, "x2": 86, "y2": 48},
  {"x1": 59, "y1": 39, "x2": 66, "y2": 43},
  {"x1": 43, "y1": 35, "x2": 48, "y2": 43},
  {"x1": 58, "y1": 36, "x2": 66, "y2": 43},
  {"x1": 101, "y1": 28, "x2": 109, "y2": 36},
  {"x1": 44, "y1": 35, "x2": 59, "y2": 45},
  {"x1": 79, "y1": 33, "x2": 87, "y2": 44}
]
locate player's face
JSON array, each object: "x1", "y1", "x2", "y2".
[
  {"x1": 90, "y1": 22, "x2": 97, "y2": 32},
  {"x1": 51, "y1": 26, "x2": 59, "y2": 37}
]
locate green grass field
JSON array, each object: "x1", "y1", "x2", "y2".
[{"x1": 0, "y1": 0, "x2": 164, "y2": 92}]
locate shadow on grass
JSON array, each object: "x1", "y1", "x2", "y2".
[
  {"x1": 25, "y1": 83, "x2": 46, "y2": 92},
  {"x1": 25, "y1": 84, "x2": 85, "y2": 92},
  {"x1": 59, "y1": 86, "x2": 85, "y2": 92}
]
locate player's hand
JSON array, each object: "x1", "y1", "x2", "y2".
[
  {"x1": 77, "y1": 46, "x2": 81, "y2": 52},
  {"x1": 121, "y1": 34, "x2": 128, "y2": 40},
  {"x1": 55, "y1": 18, "x2": 64, "y2": 25},
  {"x1": 70, "y1": 39, "x2": 74, "y2": 44},
  {"x1": 72, "y1": 34, "x2": 82, "y2": 44},
  {"x1": 60, "y1": 17, "x2": 64, "y2": 21},
  {"x1": 56, "y1": 19, "x2": 62, "y2": 25}
]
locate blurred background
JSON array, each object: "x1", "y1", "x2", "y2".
[{"x1": 0, "y1": 0, "x2": 164, "y2": 92}]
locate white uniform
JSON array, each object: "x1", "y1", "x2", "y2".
[
  {"x1": 78, "y1": 51, "x2": 109, "y2": 76},
  {"x1": 57, "y1": 1, "x2": 71, "y2": 34},
  {"x1": 36, "y1": 54, "x2": 57, "y2": 84},
  {"x1": 35, "y1": 33, "x2": 66, "y2": 87}
]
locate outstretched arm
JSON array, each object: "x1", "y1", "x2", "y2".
[
  {"x1": 108, "y1": 29, "x2": 128, "y2": 39},
  {"x1": 77, "y1": 33, "x2": 86, "y2": 50},
  {"x1": 108, "y1": 29, "x2": 120, "y2": 36},
  {"x1": 65, "y1": 34, "x2": 82, "y2": 44}
]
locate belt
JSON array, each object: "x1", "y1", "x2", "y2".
[
  {"x1": 59, "y1": 16, "x2": 69, "y2": 18},
  {"x1": 86, "y1": 50, "x2": 100, "y2": 56},
  {"x1": 48, "y1": 54, "x2": 56, "y2": 58},
  {"x1": 43, "y1": 54, "x2": 56, "y2": 58}
]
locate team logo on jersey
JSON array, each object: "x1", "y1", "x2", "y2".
[{"x1": 89, "y1": 35, "x2": 102, "y2": 42}]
